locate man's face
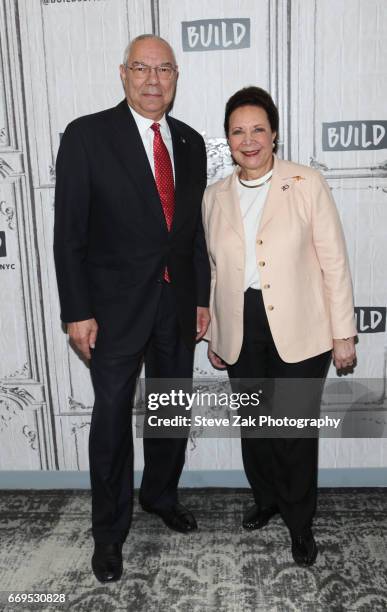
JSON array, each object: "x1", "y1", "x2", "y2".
[{"x1": 119, "y1": 38, "x2": 178, "y2": 121}]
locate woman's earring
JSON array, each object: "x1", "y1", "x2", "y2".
[{"x1": 272, "y1": 141, "x2": 275, "y2": 148}]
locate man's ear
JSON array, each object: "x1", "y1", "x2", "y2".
[{"x1": 119, "y1": 64, "x2": 127, "y2": 85}]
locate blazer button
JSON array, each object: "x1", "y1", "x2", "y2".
[
  {"x1": 257, "y1": 239, "x2": 263, "y2": 245},
  {"x1": 263, "y1": 283, "x2": 270, "y2": 289},
  {"x1": 267, "y1": 305, "x2": 274, "y2": 311},
  {"x1": 258, "y1": 261, "x2": 265, "y2": 266}
]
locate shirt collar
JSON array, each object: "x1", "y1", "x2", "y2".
[{"x1": 128, "y1": 104, "x2": 170, "y2": 138}]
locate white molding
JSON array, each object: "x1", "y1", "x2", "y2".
[
  {"x1": 269, "y1": 0, "x2": 290, "y2": 160},
  {"x1": 0, "y1": 0, "x2": 56, "y2": 469}
]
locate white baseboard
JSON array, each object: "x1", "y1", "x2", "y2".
[{"x1": 0, "y1": 468, "x2": 386, "y2": 489}]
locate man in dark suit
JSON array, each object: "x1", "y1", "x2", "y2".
[{"x1": 54, "y1": 34, "x2": 210, "y2": 583}]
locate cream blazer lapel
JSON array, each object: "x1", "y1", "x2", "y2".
[
  {"x1": 215, "y1": 168, "x2": 244, "y2": 242},
  {"x1": 257, "y1": 155, "x2": 290, "y2": 235},
  {"x1": 212, "y1": 156, "x2": 292, "y2": 245}
]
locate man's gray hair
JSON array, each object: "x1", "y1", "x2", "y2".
[{"x1": 122, "y1": 34, "x2": 177, "y2": 66}]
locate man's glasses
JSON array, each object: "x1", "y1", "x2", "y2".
[{"x1": 127, "y1": 62, "x2": 177, "y2": 81}]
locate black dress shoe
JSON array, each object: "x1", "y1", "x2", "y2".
[
  {"x1": 242, "y1": 503, "x2": 279, "y2": 530},
  {"x1": 91, "y1": 542, "x2": 123, "y2": 583},
  {"x1": 142, "y1": 503, "x2": 198, "y2": 533},
  {"x1": 291, "y1": 529, "x2": 318, "y2": 566}
]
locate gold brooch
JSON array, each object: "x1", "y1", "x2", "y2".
[{"x1": 282, "y1": 175, "x2": 306, "y2": 182}]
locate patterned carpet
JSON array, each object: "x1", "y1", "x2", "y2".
[{"x1": 0, "y1": 488, "x2": 386, "y2": 612}]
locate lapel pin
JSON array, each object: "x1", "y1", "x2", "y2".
[
  {"x1": 282, "y1": 184, "x2": 289, "y2": 191},
  {"x1": 282, "y1": 175, "x2": 306, "y2": 182},
  {"x1": 181, "y1": 137, "x2": 186, "y2": 144}
]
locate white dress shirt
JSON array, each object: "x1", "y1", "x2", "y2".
[
  {"x1": 236, "y1": 169, "x2": 272, "y2": 290},
  {"x1": 128, "y1": 104, "x2": 175, "y2": 182}
]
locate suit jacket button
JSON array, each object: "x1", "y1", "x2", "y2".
[
  {"x1": 258, "y1": 261, "x2": 265, "y2": 266},
  {"x1": 257, "y1": 239, "x2": 263, "y2": 245},
  {"x1": 263, "y1": 283, "x2": 270, "y2": 289},
  {"x1": 268, "y1": 305, "x2": 274, "y2": 310}
]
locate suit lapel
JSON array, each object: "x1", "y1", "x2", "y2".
[
  {"x1": 216, "y1": 169, "x2": 244, "y2": 241},
  {"x1": 215, "y1": 157, "x2": 293, "y2": 240},
  {"x1": 257, "y1": 155, "x2": 290, "y2": 234},
  {"x1": 105, "y1": 100, "x2": 167, "y2": 229},
  {"x1": 167, "y1": 116, "x2": 190, "y2": 234}
]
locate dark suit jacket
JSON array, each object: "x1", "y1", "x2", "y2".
[{"x1": 54, "y1": 99, "x2": 210, "y2": 353}]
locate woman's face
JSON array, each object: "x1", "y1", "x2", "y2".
[{"x1": 227, "y1": 105, "x2": 276, "y2": 179}]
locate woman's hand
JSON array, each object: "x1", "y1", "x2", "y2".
[
  {"x1": 208, "y1": 345, "x2": 227, "y2": 370},
  {"x1": 332, "y1": 337, "x2": 356, "y2": 370},
  {"x1": 196, "y1": 307, "x2": 210, "y2": 341}
]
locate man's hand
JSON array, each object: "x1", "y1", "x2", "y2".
[
  {"x1": 332, "y1": 337, "x2": 356, "y2": 371},
  {"x1": 196, "y1": 307, "x2": 210, "y2": 341},
  {"x1": 208, "y1": 345, "x2": 227, "y2": 370},
  {"x1": 67, "y1": 318, "x2": 98, "y2": 360}
]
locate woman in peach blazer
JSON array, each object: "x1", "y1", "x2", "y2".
[{"x1": 202, "y1": 86, "x2": 357, "y2": 566}]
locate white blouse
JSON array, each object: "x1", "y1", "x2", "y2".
[{"x1": 236, "y1": 169, "x2": 272, "y2": 291}]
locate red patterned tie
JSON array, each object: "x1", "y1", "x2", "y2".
[{"x1": 151, "y1": 122, "x2": 175, "y2": 281}]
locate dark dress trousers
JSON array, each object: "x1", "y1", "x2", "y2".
[
  {"x1": 54, "y1": 100, "x2": 210, "y2": 543},
  {"x1": 227, "y1": 289, "x2": 331, "y2": 535}
]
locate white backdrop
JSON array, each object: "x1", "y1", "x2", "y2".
[{"x1": 0, "y1": 0, "x2": 386, "y2": 476}]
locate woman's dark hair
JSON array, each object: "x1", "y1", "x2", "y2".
[{"x1": 224, "y1": 86, "x2": 279, "y2": 153}]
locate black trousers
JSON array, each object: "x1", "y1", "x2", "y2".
[
  {"x1": 89, "y1": 283, "x2": 194, "y2": 544},
  {"x1": 227, "y1": 288, "x2": 331, "y2": 535}
]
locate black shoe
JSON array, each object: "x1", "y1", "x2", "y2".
[
  {"x1": 242, "y1": 503, "x2": 279, "y2": 530},
  {"x1": 91, "y1": 542, "x2": 123, "y2": 583},
  {"x1": 291, "y1": 529, "x2": 318, "y2": 566},
  {"x1": 142, "y1": 503, "x2": 198, "y2": 533}
]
